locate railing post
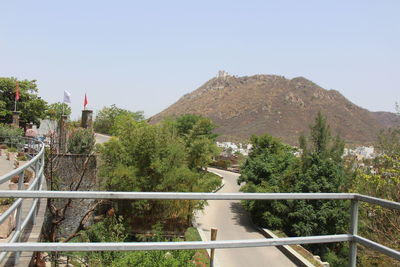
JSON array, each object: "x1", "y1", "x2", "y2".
[
  {"x1": 210, "y1": 228, "x2": 218, "y2": 267},
  {"x1": 349, "y1": 199, "x2": 359, "y2": 267},
  {"x1": 31, "y1": 159, "x2": 40, "y2": 225},
  {"x1": 14, "y1": 171, "x2": 25, "y2": 265}
]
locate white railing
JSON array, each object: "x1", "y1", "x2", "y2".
[
  {"x1": 0, "y1": 136, "x2": 45, "y2": 265},
  {"x1": 0, "y1": 191, "x2": 398, "y2": 266}
]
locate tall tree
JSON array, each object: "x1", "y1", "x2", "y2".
[
  {"x1": 0, "y1": 77, "x2": 47, "y2": 126},
  {"x1": 239, "y1": 112, "x2": 349, "y2": 265},
  {"x1": 239, "y1": 134, "x2": 297, "y2": 229},
  {"x1": 290, "y1": 112, "x2": 348, "y2": 264},
  {"x1": 173, "y1": 114, "x2": 219, "y2": 170}
]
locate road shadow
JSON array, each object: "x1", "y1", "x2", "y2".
[{"x1": 229, "y1": 202, "x2": 259, "y2": 233}]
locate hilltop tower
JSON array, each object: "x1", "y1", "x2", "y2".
[{"x1": 217, "y1": 70, "x2": 228, "y2": 79}]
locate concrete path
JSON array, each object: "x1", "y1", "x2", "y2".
[
  {"x1": 0, "y1": 153, "x2": 14, "y2": 182},
  {"x1": 0, "y1": 152, "x2": 47, "y2": 267},
  {"x1": 195, "y1": 168, "x2": 296, "y2": 267}
]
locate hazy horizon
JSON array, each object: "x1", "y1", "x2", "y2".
[{"x1": 1, "y1": 1, "x2": 399, "y2": 119}]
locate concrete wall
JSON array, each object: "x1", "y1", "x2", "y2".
[{"x1": 43, "y1": 154, "x2": 98, "y2": 240}]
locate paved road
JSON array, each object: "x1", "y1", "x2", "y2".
[
  {"x1": 94, "y1": 133, "x2": 111, "y2": 144},
  {"x1": 195, "y1": 168, "x2": 296, "y2": 267}
]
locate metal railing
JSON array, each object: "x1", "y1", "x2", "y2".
[
  {"x1": 0, "y1": 136, "x2": 45, "y2": 265},
  {"x1": 0, "y1": 190, "x2": 398, "y2": 266}
]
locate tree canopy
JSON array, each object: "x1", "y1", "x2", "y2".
[
  {"x1": 93, "y1": 104, "x2": 144, "y2": 135},
  {"x1": 99, "y1": 115, "x2": 221, "y2": 228},
  {"x1": 239, "y1": 112, "x2": 349, "y2": 265},
  {"x1": 46, "y1": 102, "x2": 72, "y2": 120},
  {"x1": 173, "y1": 114, "x2": 219, "y2": 170},
  {"x1": 352, "y1": 128, "x2": 400, "y2": 266},
  {"x1": 0, "y1": 77, "x2": 47, "y2": 126}
]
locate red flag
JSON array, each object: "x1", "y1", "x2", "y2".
[
  {"x1": 84, "y1": 93, "x2": 88, "y2": 109},
  {"x1": 15, "y1": 81, "x2": 20, "y2": 101}
]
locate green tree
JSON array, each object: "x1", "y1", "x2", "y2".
[
  {"x1": 238, "y1": 134, "x2": 297, "y2": 229},
  {"x1": 290, "y1": 113, "x2": 348, "y2": 264},
  {"x1": 0, "y1": 77, "x2": 47, "y2": 126},
  {"x1": 46, "y1": 102, "x2": 71, "y2": 120},
  {"x1": 93, "y1": 104, "x2": 144, "y2": 135},
  {"x1": 99, "y1": 119, "x2": 221, "y2": 227},
  {"x1": 352, "y1": 128, "x2": 400, "y2": 266},
  {"x1": 69, "y1": 218, "x2": 196, "y2": 267},
  {"x1": 175, "y1": 114, "x2": 217, "y2": 141},
  {"x1": 173, "y1": 114, "x2": 219, "y2": 170},
  {"x1": 239, "y1": 113, "x2": 349, "y2": 266}
]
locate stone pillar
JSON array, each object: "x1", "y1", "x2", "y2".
[
  {"x1": 12, "y1": 111, "x2": 20, "y2": 127},
  {"x1": 81, "y1": 110, "x2": 93, "y2": 129},
  {"x1": 58, "y1": 115, "x2": 68, "y2": 153}
]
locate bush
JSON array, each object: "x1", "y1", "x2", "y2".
[
  {"x1": 210, "y1": 158, "x2": 232, "y2": 169},
  {"x1": 67, "y1": 128, "x2": 95, "y2": 154},
  {"x1": 11, "y1": 170, "x2": 34, "y2": 183},
  {"x1": 0, "y1": 124, "x2": 23, "y2": 144},
  {"x1": 0, "y1": 198, "x2": 15, "y2": 206},
  {"x1": 16, "y1": 155, "x2": 27, "y2": 161},
  {"x1": 7, "y1": 147, "x2": 17, "y2": 153}
]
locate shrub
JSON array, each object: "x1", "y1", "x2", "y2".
[
  {"x1": 67, "y1": 128, "x2": 95, "y2": 154},
  {"x1": 7, "y1": 147, "x2": 17, "y2": 153},
  {"x1": 0, "y1": 198, "x2": 15, "y2": 206},
  {"x1": 10, "y1": 170, "x2": 34, "y2": 183},
  {"x1": 16, "y1": 155, "x2": 27, "y2": 161},
  {"x1": 0, "y1": 124, "x2": 23, "y2": 144}
]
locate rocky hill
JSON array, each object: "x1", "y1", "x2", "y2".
[{"x1": 150, "y1": 73, "x2": 400, "y2": 145}]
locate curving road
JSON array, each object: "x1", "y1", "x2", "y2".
[
  {"x1": 94, "y1": 133, "x2": 111, "y2": 144},
  {"x1": 195, "y1": 168, "x2": 296, "y2": 267},
  {"x1": 93, "y1": 134, "x2": 296, "y2": 266}
]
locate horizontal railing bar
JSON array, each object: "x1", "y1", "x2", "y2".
[
  {"x1": 0, "y1": 176, "x2": 45, "y2": 264},
  {"x1": 21, "y1": 198, "x2": 39, "y2": 233},
  {"x1": 0, "y1": 198, "x2": 22, "y2": 225},
  {"x1": 355, "y1": 194, "x2": 400, "y2": 211},
  {"x1": 0, "y1": 235, "x2": 351, "y2": 252},
  {"x1": 354, "y1": 235, "x2": 400, "y2": 261},
  {"x1": 26, "y1": 165, "x2": 43, "y2": 191},
  {"x1": 0, "y1": 138, "x2": 44, "y2": 184},
  {"x1": 0, "y1": 191, "x2": 356, "y2": 200},
  {"x1": 0, "y1": 161, "x2": 43, "y2": 225}
]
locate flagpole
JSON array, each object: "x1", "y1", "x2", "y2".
[{"x1": 14, "y1": 80, "x2": 18, "y2": 112}]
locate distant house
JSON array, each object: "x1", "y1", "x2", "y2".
[{"x1": 216, "y1": 141, "x2": 251, "y2": 156}]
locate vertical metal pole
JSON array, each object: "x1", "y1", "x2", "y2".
[
  {"x1": 349, "y1": 199, "x2": 359, "y2": 267},
  {"x1": 210, "y1": 228, "x2": 218, "y2": 267},
  {"x1": 32, "y1": 159, "x2": 40, "y2": 225},
  {"x1": 14, "y1": 171, "x2": 25, "y2": 265}
]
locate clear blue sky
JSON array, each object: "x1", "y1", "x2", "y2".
[{"x1": 1, "y1": 0, "x2": 399, "y2": 119}]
